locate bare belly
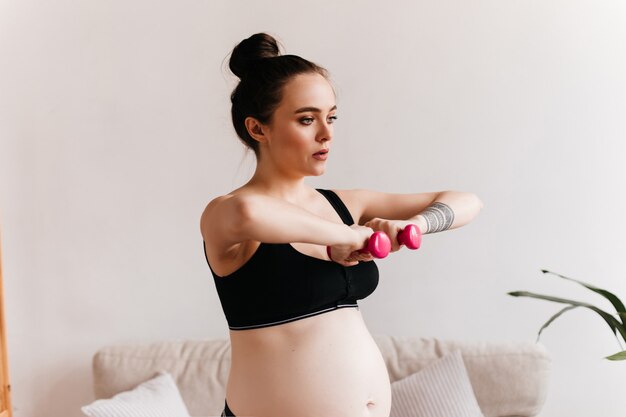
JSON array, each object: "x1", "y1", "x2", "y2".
[{"x1": 226, "y1": 307, "x2": 392, "y2": 417}]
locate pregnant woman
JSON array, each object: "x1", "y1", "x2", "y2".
[{"x1": 200, "y1": 33, "x2": 483, "y2": 417}]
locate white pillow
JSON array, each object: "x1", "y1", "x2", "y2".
[
  {"x1": 390, "y1": 350, "x2": 484, "y2": 417},
  {"x1": 81, "y1": 371, "x2": 191, "y2": 417}
]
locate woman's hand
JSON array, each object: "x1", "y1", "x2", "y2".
[
  {"x1": 363, "y1": 218, "x2": 415, "y2": 253},
  {"x1": 327, "y1": 224, "x2": 376, "y2": 266}
]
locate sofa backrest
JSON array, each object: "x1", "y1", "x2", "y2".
[{"x1": 91, "y1": 334, "x2": 550, "y2": 417}]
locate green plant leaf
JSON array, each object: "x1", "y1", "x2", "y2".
[
  {"x1": 536, "y1": 305, "x2": 579, "y2": 342},
  {"x1": 508, "y1": 291, "x2": 626, "y2": 343},
  {"x1": 541, "y1": 269, "x2": 626, "y2": 323},
  {"x1": 605, "y1": 350, "x2": 626, "y2": 361}
]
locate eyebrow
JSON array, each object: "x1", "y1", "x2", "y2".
[{"x1": 294, "y1": 105, "x2": 337, "y2": 114}]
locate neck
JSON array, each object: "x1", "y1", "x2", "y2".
[{"x1": 245, "y1": 161, "x2": 311, "y2": 204}]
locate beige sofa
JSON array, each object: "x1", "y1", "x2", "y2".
[{"x1": 90, "y1": 334, "x2": 550, "y2": 417}]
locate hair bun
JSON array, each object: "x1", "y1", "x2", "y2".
[{"x1": 229, "y1": 33, "x2": 282, "y2": 79}]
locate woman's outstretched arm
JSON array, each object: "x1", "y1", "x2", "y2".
[
  {"x1": 407, "y1": 191, "x2": 484, "y2": 234},
  {"x1": 201, "y1": 193, "x2": 362, "y2": 250},
  {"x1": 338, "y1": 189, "x2": 483, "y2": 234}
]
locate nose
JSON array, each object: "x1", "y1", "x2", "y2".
[{"x1": 317, "y1": 120, "x2": 333, "y2": 143}]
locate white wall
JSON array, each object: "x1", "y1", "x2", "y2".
[{"x1": 1, "y1": 0, "x2": 625, "y2": 416}]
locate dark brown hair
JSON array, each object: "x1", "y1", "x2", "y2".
[{"x1": 228, "y1": 33, "x2": 332, "y2": 158}]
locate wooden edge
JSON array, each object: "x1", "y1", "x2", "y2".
[{"x1": 0, "y1": 229, "x2": 12, "y2": 416}]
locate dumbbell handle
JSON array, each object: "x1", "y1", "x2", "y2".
[{"x1": 326, "y1": 231, "x2": 391, "y2": 260}]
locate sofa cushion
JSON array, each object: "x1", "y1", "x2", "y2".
[
  {"x1": 390, "y1": 350, "x2": 484, "y2": 417},
  {"x1": 92, "y1": 339, "x2": 231, "y2": 417},
  {"x1": 81, "y1": 371, "x2": 191, "y2": 417},
  {"x1": 374, "y1": 335, "x2": 550, "y2": 417}
]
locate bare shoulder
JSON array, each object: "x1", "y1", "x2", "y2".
[
  {"x1": 200, "y1": 194, "x2": 233, "y2": 233},
  {"x1": 200, "y1": 185, "x2": 267, "y2": 247},
  {"x1": 328, "y1": 188, "x2": 360, "y2": 205},
  {"x1": 200, "y1": 191, "x2": 249, "y2": 241},
  {"x1": 200, "y1": 186, "x2": 254, "y2": 219},
  {"x1": 200, "y1": 191, "x2": 256, "y2": 268},
  {"x1": 327, "y1": 188, "x2": 366, "y2": 225}
]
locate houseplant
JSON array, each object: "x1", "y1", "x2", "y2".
[{"x1": 509, "y1": 269, "x2": 626, "y2": 361}]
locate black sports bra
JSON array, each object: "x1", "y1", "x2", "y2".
[{"x1": 202, "y1": 188, "x2": 379, "y2": 330}]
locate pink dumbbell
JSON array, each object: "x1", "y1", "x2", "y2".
[
  {"x1": 397, "y1": 224, "x2": 422, "y2": 250},
  {"x1": 327, "y1": 231, "x2": 392, "y2": 260},
  {"x1": 357, "y1": 231, "x2": 392, "y2": 258}
]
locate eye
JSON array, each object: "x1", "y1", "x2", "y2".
[{"x1": 300, "y1": 115, "x2": 339, "y2": 125}]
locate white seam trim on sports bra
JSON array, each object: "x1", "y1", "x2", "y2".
[{"x1": 228, "y1": 303, "x2": 359, "y2": 330}]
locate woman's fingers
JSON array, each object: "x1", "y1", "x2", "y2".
[
  {"x1": 342, "y1": 258, "x2": 359, "y2": 266},
  {"x1": 364, "y1": 218, "x2": 403, "y2": 253},
  {"x1": 356, "y1": 252, "x2": 374, "y2": 261},
  {"x1": 346, "y1": 251, "x2": 374, "y2": 263}
]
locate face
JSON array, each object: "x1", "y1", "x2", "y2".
[{"x1": 256, "y1": 72, "x2": 337, "y2": 177}]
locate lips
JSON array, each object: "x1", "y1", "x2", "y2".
[{"x1": 312, "y1": 149, "x2": 329, "y2": 161}]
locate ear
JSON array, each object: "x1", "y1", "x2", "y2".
[{"x1": 244, "y1": 117, "x2": 267, "y2": 144}]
